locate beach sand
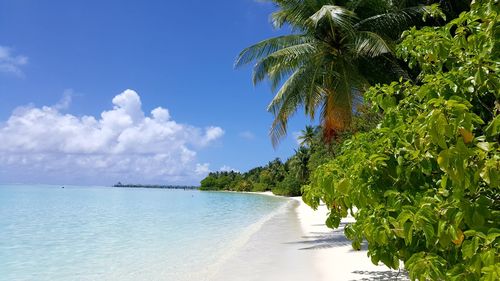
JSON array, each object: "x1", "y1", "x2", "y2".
[{"x1": 213, "y1": 194, "x2": 408, "y2": 281}]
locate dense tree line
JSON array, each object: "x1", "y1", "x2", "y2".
[
  {"x1": 199, "y1": 158, "x2": 301, "y2": 196},
  {"x1": 199, "y1": 107, "x2": 380, "y2": 196}
]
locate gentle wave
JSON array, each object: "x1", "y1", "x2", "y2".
[{"x1": 196, "y1": 198, "x2": 293, "y2": 281}]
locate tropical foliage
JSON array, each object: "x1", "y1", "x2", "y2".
[
  {"x1": 199, "y1": 108, "x2": 379, "y2": 196},
  {"x1": 236, "y1": 0, "x2": 447, "y2": 145},
  {"x1": 199, "y1": 158, "x2": 300, "y2": 196},
  {"x1": 297, "y1": 125, "x2": 317, "y2": 147},
  {"x1": 303, "y1": 1, "x2": 499, "y2": 280}
]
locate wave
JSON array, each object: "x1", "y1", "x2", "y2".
[{"x1": 192, "y1": 198, "x2": 295, "y2": 281}]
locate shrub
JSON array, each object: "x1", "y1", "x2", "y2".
[{"x1": 303, "y1": 1, "x2": 500, "y2": 280}]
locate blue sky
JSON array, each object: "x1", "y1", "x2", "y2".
[{"x1": 0, "y1": 0, "x2": 313, "y2": 185}]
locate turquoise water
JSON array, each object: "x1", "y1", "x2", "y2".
[{"x1": 0, "y1": 185, "x2": 288, "y2": 281}]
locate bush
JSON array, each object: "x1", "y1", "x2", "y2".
[
  {"x1": 303, "y1": 1, "x2": 500, "y2": 280},
  {"x1": 272, "y1": 174, "x2": 302, "y2": 196},
  {"x1": 251, "y1": 182, "x2": 268, "y2": 192}
]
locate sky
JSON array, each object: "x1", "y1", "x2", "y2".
[{"x1": 0, "y1": 0, "x2": 313, "y2": 186}]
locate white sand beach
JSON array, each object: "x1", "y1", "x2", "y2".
[{"x1": 213, "y1": 194, "x2": 408, "y2": 281}]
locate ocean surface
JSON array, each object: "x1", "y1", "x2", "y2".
[{"x1": 0, "y1": 185, "x2": 289, "y2": 281}]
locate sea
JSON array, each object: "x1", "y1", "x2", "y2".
[{"x1": 0, "y1": 185, "x2": 289, "y2": 281}]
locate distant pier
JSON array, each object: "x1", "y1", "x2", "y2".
[{"x1": 113, "y1": 182, "x2": 198, "y2": 190}]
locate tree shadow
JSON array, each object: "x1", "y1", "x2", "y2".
[
  {"x1": 284, "y1": 222, "x2": 355, "y2": 250},
  {"x1": 349, "y1": 270, "x2": 410, "y2": 281}
]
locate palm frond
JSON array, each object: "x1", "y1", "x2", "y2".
[
  {"x1": 236, "y1": 0, "x2": 430, "y2": 147},
  {"x1": 308, "y1": 5, "x2": 357, "y2": 36},
  {"x1": 346, "y1": 0, "x2": 396, "y2": 18},
  {"x1": 357, "y1": 55, "x2": 410, "y2": 84},
  {"x1": 235, "y1": 35, "x2": 310, "y2": 67},
  {"x1": 303, "y1": 69, "x2": 321, "y2": 119},
  {"x1": 267, "y1": 66, "x2": 319, "y2": 147},
  {"x1": 272, "y1": 0, "x2": 333, "y2": 29},
  {"x1": 354, "y1": 6, "x2": 430, "y2": 37},
  {"x1": 252, "y1": 43, "x2": 317, "y2": 86},
  {"x1": 352, "y1": 31, "x2": 393, "y2": 57},
  {"x1": 320, "y1": 57, "x2": 366, "y2": 140}
]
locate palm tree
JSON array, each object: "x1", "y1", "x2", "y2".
[
  {"x1": 267, "y1": 158, "x2": 286, "y2": 184},
  {"x1": 236, "y1": 0, "x2": 438, "y2": 145},
  {"x1": 297, "y1": 125, "x2": 317, "y2": 147},
  {"x1": 290, "y1": 146, "x2": 311, "y2": 184}
]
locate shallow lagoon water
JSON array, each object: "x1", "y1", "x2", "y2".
[{"x1": 0, "y1": 185, "x2": 288, "y2": 281}]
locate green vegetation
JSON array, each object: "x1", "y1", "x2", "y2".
[
  {"x1": 303, "y1": 1, "x2": 499, "y2": 280},
  {"x1": 199, "y1": 158, "x2": 299, "y2": 196},
  {"x1": 199, "y1": 109, "x2": 379, "y2": 196},
  {"x1": 203, "y1": 0, "x2": 498, "y2": 278},
  {"x1": 235, "y1": 0, "x2": 448, "y2": 145}
]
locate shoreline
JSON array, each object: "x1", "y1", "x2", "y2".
[{"x1": 213, "y1": 191, "x2": 408, "y2": 281}]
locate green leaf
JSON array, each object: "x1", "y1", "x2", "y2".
[
  {"x1": 404, "y1": 222, "x2": 414, "y2": 245},
  {"x1": 480, "y1": 249, "x2": 495, "y2": 266},
  {"x1": 462, "y1": 239, "x2": 478, "y2": 259},
  {"x1": 422, "y1": 224, "x2": 435, "y2": 247},
  {"x1": 398, "y1": 210, "x2": 414, "y2": 224},
  {"x1": 336, "y1": 178, "x2": 349, "y2": 194},
  {"x1": 476, "y1": 142, "x2": 491, "y2": 152},
  {"x1": 485, "y1": 233, "x2": 500, "y2": 245},
  {"x1": 352, "y1": 240, "x2": 361, "y2": 251},
  {"x1": 485, "y1": 115, "x2": 500, "y2": 137},
  {"x1": 326, "y1": 214, "x2": 341, "y2": 229},
  {"x1": 481, "y1": 265, "x2": 500, "y2": 281}
]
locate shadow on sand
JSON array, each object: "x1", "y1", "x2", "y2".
[
  {"x1": 349, "y1": 270, "x2": 410, "y2": 281},
  {"x1": 285, "y1": 221, "x2": 410, "y2": 280},
  {"x1": 284, "y1": 222, "x2": 362, "y2": 250},
  {"x1": 287, "y1": 232, "x2": 410, "y2": 280}
]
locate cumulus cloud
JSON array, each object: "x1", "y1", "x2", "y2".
[
  {"x1": 0, "y1": 89, "x2": 224, "y2": 185},
  {"x1": 0, "y1": 46, "x2": 28, "y2": 76}
]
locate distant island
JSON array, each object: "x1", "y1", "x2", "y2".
[{"x1": 113, "y1": 182, "x2": 198, "y2": 190}]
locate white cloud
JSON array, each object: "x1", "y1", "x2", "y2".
[
  {"x1": 292, "y1": 131, "x2": 302, "y2": 146},
  {"x1": 0, "y1": 46, "x2": 28, "y2": 76},
  {"x1": 195, "y1": 163, "x2": 210, "y2": 175},
  {"x1": 53, "y1": 89, "x2": 74, "y2": 110},
  {"x1": 0, "y1": 89, "x2": 224, "y2": 185},
  {"x1": 239, "y1": 130, "x2": 255, "y2": 140},
  {"x1": 220, "y1": 165, "x2": 240, "y2": 173},
  {"x1": 198, "y1": 126, "x2": 224, "y2": 147}
]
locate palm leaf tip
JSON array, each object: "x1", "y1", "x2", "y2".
[
  {"x1": 309, "y1": 5, "x2": 357, "y2": 29},
  {"x1": 270, "y1": 117, "x2": 288, "y2": 148},
  {"x1": 354, "y1": 32, "x2": 393, "y2": 57},
  {"x1": 234, "y1": 35, "x2": 310, "y2": 68}
]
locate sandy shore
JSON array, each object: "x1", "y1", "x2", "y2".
[{"x1": 213, "y1": 193, "x2": 408, "y2": 281}]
